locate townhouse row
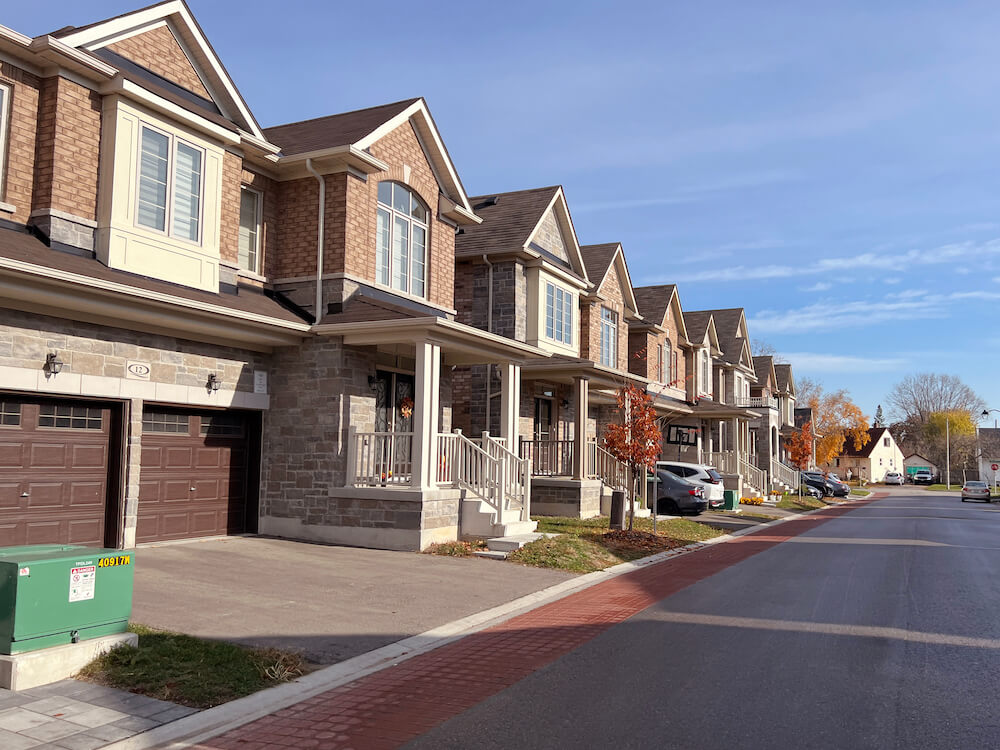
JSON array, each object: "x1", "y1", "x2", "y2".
[{"x1": 0, "y1": 1, "x2": 816, "y2": 552}]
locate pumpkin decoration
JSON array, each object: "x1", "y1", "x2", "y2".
[{"x1": 399, "y1": 396, "x2": 414, "y2": 419}]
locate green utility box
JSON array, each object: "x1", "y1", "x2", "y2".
[
  {"x1": 0, "y1": 545, "x2": 134, "y2": 655},
  {"x1": 723, "y1": 490, "x2": 739, "y2": 511}
]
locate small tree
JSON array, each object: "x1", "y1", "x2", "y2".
[
  {"x1": 784, "y1": 420, "x2": 814, "y2": 471},
  {"x1": 603, "y1": 384, "x2": 663, "y2": 531}
]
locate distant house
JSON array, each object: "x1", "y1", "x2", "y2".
[
  {"x1": 977, "y1": 429, "x2": 1000, "y2": 486},
  {"x1": 903, "y1": 453, "x2": 939, "y2": 481},
  {"x1": 821, "y1": 427, "x2": 904, "y2": 482}
]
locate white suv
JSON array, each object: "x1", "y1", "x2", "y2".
[{"x1": 655, "y1": 461, "x2": 726, "y2": 508}]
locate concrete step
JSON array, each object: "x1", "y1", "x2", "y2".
[
  {"x1": 473, "y1": 549, "x2": 510, "y2": 560},
  {"x1": 495, "y1": 518, "x2": 537, "y2": 537},
  {"x1": 487, "y1": 532, "x2": 553, "y2": 552}
]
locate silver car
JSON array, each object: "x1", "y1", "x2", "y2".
[
  {"x1": 961, "y1": 481, "x2": 991, "y2": 502},
  {"x1": 884, "y1": 472, "x2": 904, "y2": 485}
]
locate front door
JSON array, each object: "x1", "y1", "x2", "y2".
[
  {"x1": 374, "y1": 371, "x2": 414, "y2": 481},
  {"x1": 533, "y1": 398, "x2": 554, "y2": 474}
]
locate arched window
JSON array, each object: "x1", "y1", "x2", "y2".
[{"x1": 376, "y1": 182, "x2": 428, "y2": 297}]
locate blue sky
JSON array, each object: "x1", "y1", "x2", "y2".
[{"x1": 8, "y1": 1, "x2": 999, "y2": 419}]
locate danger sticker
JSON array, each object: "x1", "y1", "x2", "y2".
[{"x1": 69, "y1": 566, "x2": 96, "y2": 603}]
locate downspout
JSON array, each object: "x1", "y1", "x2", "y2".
[
  {"x1": 305, "y1": 158, "x2": 325, "y2": 325},
  {"x1": 483, "y1": 254, "x2": 494, "y2": 431}
]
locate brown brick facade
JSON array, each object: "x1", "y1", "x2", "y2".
[
  {"x1": 107, "y1": 25, "x2": 212, "y2": 99},
  {"x1": 1, "y1": 61, "x2": 41, "y2": 224},
  {"x1": 628, "y1": 300, "x2": 686, "y2": 390},
  {"x1": 581, "y1": 265, "x2": 629, "y2": 371},
  {"x1": 31, "y1": 76, "x2": 101, "y2": 221}
]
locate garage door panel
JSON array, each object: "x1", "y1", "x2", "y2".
[
  {"x1": 25, "y1": 519, "x2": 62, "y2": 545},
  {"x1": 0, "y1": 522, "x2": 21, "y2": 546},
  {"x1": 138, "y1": 409, "x2": 252, "y2": 544},
  {"x1": 70, "y1": 444, "x2": 107, "y2": 470},
  {"x1": 0, "y1": 481, "x2": 20, "y2": 509},
  {"x1": 29, "y1": 443, "x2": 68, "y2": 467},
  {"x1": 69, "y1": 481, "x2": 107, "y2": 508},
  {"x1": 24, "y1": 481, "x2": 66, "y2": 509},
  {"x1": 0, "y1": 441, "x2": 25, "y2": 468}
]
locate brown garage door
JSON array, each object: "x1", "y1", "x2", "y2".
[
  {"x1": 138, "y1": 409, "x2": 253, "y2": 543},
  {"x1": 0, "y1": 397, "x2": 113, "y2": 547}
]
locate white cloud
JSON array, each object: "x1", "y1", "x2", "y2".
[
  {"x1": 886, "y1": 288, "x2": 928, "y2": 299},
  {"x1": 666, "y1": 238, "x2": 1000, "y2": 283},
  {"x1": 782, "y1": 352, "x2": 908, "y2": 373},
  {"x1": 884, "y1": 277, "x2": 903, "y2": 285},
  {"x1": 799, "y1": 281, "x2": 832, "y2": 292}
]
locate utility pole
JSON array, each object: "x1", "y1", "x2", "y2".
[{"x1": 946, "y1": 416, "x2": 951, "y2": 489}]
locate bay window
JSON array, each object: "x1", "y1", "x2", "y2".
[
  {"x1": 544, "y1": 282, "x2": 573, "y2": 345},
  {"x1": 377, "y1": 182, "x2": 427, "y2": 297},
  {"x1": 136, "y1": 124, "x2": 204, "y2": 243}
]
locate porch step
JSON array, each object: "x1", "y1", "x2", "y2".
[
  {"x1": 486, "y1": 532, "x2": 555, "y2": 553},
  {"x1": 460, "y1": 498, "x2": 536, "y2": 539},
  {"x1": 473, "y1": 549, "x2": 510, "y2": 561}
]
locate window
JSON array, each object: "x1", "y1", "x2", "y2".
[
  {"x1": 143, "y1": 411, "x2": 189, "y2": 433},
  {"x1": 884, "y1": 437, "x2": 890, "y2": 447},
  {"x1": 544, "y1": 282, "x2": 573, "y2": 345},
  {"x1": 658, "y1": 344, "x2": 665, "y2": 382},
  {"x1": 39, "y1": 404, "x2": 103, "y2": 430},
  {"x1": 0, "y1": 83, "x2": 9, "y2": 197},
  {"x1": 376, "y1": 182, "x2": 428, "y2": 297},
  {"x1": 136, "y1": 124, "x2": 204, "y2": 243},
  {"x1": 671, "y1": 349, "x2": 679, "y2": 386},
  {"x1": 238, "y1": 186, "x2": 262, "y2": 273},
  {"x1": 0, "y1": 401, "x2": 20, "y2": 427},
  {"x1": 599, "y1": 307, "x2": 617, "y2": 367},
  {"x1": 701, "y1": 350, "x2": 710, "y2": 393}
]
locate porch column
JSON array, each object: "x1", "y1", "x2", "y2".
[
  {"x1": 499, "y1": 361, "x2": 520, "y2": 447},
  {"x1": 411, "y1": 339, "x2": 441, "y2": 490},
  {"x1": 731, "y1": 417, "x2": 740, "y2": 459},
  {"x1": 572, "y1": 376, "x2": 589, "y2": 480}
]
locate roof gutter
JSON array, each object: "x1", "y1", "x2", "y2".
[{"x1": 305, "y1": 158, "x2": 325, "y2": 325}]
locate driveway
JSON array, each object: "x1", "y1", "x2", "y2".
[{"x1": 131, "y1": 536, "x2": 574, "y2": 664}]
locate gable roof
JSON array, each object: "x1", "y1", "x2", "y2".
[
  {"x1": 753, "y1": 355, "x2": 776, "y2": 387},
  {"x1": 263, "y1": 99, "x2": 419, "y2": 156},
  {"x1": 632, "y1": 284, "x2": 690, "y2": 344},
  {"x1": 52, "y1": 0, "x2": 267, "y2": 142},
  {"x1": 774, "y1": 364, "x2": 794, "y2": 394},
  {"x1": 456, "y1": 185, "x2": 589, "y2": 283},
  {"x1": 579, "y1": 243, "x2": 639, "y2": 318},
  {"x1": 688, "y1": 308, "x2": 751, "y2": 366},
  {"x1": 683, "y1": 311, "x2": 714, "y2": 345},
  {"x1": 840, "y1": 427, "x2": 892, "y2": 458}
]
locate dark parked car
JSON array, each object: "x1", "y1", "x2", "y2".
[
  {"x1": 802, "y1": 471, "x2": 849, "y2": 498},
  {"x1": 651, "y1": 470, "x2": 707, "y2": 515}
]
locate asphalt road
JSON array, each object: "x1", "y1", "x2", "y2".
[{"x1": 405, "y1": 490, "x2": 1000, "y2": 749}]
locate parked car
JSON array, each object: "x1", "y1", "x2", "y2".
[
  {"x1": 912, "y1": 470, "x2": 934, "y2": 485},
  {"x1": 799, "y1": 483, "x2": 824, "y2": 499},
  {"x1": 961, "y1": 481, "x2": 991, "y2": 502},
  {"x1": 884, "y1": 472, "x2": 904, "y2": 485},
  {"x1": 802, "y1": 470, "x2": 849, "y2": 498},
  {"x1": 651, "y1": 470, "x2": 707, "y2": 516},
  {"x1": 655, "y1": 461, "x2": 725, "y2": 509}
]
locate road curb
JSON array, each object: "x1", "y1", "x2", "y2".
[{"x1": 107, "y1": 498, "x2": 875, "y2": 750}]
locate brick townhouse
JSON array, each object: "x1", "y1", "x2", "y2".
[{"x1": 0, "y1": 0, "x2": 543, "y2": 552}]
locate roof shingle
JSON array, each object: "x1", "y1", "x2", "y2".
[
  {"x1": 264, "y1": 98, "x2": 420, "y2": 156},
  {"x1": 455, "y1": 186, "x2": 561, "y2": 257}
]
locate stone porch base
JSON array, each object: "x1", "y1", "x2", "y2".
[{"x1": 529, "y1": 477, "x2": 603, "y2": 519}]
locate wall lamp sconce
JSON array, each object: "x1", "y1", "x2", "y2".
[
  {"x1": 368, "y1": 375, "x2": 378, "y2": 391},
  {"x1": 44, "y1": 352, "x2": 64, "y2": 376},
  {"x1": 207, "y1": 373, "x2": 221, "y2": 392}
]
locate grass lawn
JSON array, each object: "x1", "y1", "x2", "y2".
[
  {"x1": 850, "y1": 488, "x2": 871, "y2": 496},
  {"x1": 775, "y1": 495, "x2": 827, "y2": 511},
  {"x1": 509, "y1": 515, "x2": 726, "y2": 574},
  {"x1": 77, "y1": 624, "x2": 305, "y2": 708}
]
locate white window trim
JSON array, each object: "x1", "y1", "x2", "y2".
[
  {"x1": 543, "y1": 281, "x2": 574, "y2": 345},
  {"x1": 0, "y1": 81, "x2": 10, "y2": 202},
  {"x1": 238, "y1": 185, "x2": 263, "y2": 274},
  {"x1": 376, "y1": 182, "x2": 429, "y2": 299},
  {"x1": 134, "y1": 121, "x2": 206, "y2": 246},
  {"x1": 599, "y1": 306, "x2": 618, "y2": 368}
]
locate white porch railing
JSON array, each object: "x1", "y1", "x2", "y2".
[
  {"x1": 350, "y1": 431, "x2": 414, "y2": 486},
  {"x1": 736, "y1": 396, "x2": 778, "y2": 410},
  {"x1": 704, "y1": 450, "x2": 738, "y2": 475},
  {"x1": 588, "y1": 440, "x2": 630, "y2": 492},
  {"x1": 519, "y1": 439, "x2": 575, "y2": 476},
  {"x1": 438, "y1": 430, "x2": 531, "y2": 525},
  {"x1": 771, "y1": 459, "x2": 800, "y2": 489},
  {"x1": 741, "y1": 456, "x2": 767, "y2": 493}
]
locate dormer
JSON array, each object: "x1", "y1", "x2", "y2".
[
  {"x1": 631, "y1": 284, "x2": 690, "y2": 400},
  {"x1": 683, "y1": 311, "x2": 722, "y2": 401},
  {"x1": 579, "y1": 243, "x2": 640, "y2": 371}
]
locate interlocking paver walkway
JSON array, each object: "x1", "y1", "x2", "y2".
[
  {"x1": 194, "y1": 499, "x2": 875, "y2": 750},
  {"x1": 0, "y1": 678, "x2": 198, "y2": 750}
]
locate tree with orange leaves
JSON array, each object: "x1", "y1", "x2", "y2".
[
  {"x1": 798, "y1": 379, "x2": 870, "y2": 465},
  {"x1": 603, "y1": 383, "x2": 663, "y2": 530},
  {"x1": 784, "y1": 420, "x2": 814, "y2": 470}
]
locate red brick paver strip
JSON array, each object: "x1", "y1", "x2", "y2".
[{"x1": 194, "y1": 499, "x2": 878, "y2": 750}]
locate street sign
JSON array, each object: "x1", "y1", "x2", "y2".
[{"x1": 992, "y1": 464, "x2": 998, "y2": 472}]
